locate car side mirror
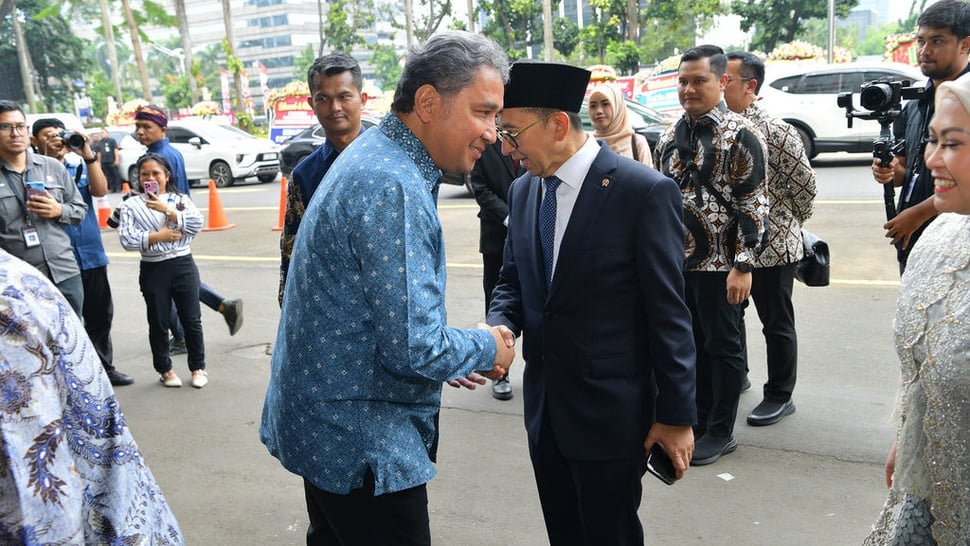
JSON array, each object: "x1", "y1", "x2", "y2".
[{"x1": 188, "y1": 136, "x2": 202, "y2": 149}]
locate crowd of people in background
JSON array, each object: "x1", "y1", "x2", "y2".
[{"x1": 2, "y1": 2, "x2": 970, "y2": 541}]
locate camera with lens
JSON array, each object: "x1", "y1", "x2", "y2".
[
  {"x1": 837, "y1": 78, "x2": 924, "y2": 221},
  {"x1": 58, "y1": 130, "x2": 85, "y2": 149}
]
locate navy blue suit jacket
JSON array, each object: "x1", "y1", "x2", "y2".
[{"x1": 487, "y1": 141, "x2": 696, "y2": 460}]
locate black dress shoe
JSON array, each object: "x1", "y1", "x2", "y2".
[
  {"x1": 747, "y1": 399, "x2": 795, "y2": 426},
  {"x1": 691, "y1": 434, "x2": 737, "y2": 466},
  {"x1": 106, "y1": 369, "x2": 135, "y2": 386}
]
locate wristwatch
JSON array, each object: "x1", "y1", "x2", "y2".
[
  {"x1": 733, "y1": 252, "x2": 754, "y2": 273},
  {"x1": 83, "y1": 156, "x2": 98, "y2": 164}
]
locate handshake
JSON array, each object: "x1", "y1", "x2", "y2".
[{"x1": 447, "y1": 324, "x2": 516, "y2": 390}]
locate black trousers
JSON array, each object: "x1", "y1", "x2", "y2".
[
  {"x1": 744, "y1": 264, "x2": 797, "y2": 403},
  {"x1": 303, "y1": 473, "x2": 431, "y2": 546},
  {"x1": 80, "y1": 266, "x2": 116, "y2": 373},
  {"x1": 139, "y1": 256, "x2": 205, "y2": 374},
  {"x1": 686, "y1": 271, "x2": 746, "y2": 439},
  {"x1": 529, "y1": 414, "x2": 647, "y2": 546}
]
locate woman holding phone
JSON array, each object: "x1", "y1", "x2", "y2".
[{"x1": 119, "y1": 153, "x2": 208, "y2": 388}]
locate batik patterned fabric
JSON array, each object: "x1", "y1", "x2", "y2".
[
  {"x1": 261, "y1": 114, "x2": 497, "y2": 496},
  {"x1": 741, "y1": 102, "x2": 816, "y2": 267},
  {"x1": 0, "y1": 249, "x2": 182, "y2": 545},
  {"x1": 864, "y1": 213, "x2": 970, "y2": 545},
  {"x1": 654, "y1": 104, "x2": 769, "y2": 272}
]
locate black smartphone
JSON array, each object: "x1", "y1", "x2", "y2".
[{"x1": 646, "y1": 443, "x2": 677, "y2": 485}]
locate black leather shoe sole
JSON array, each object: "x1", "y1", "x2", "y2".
[
  {"x1": 107, "y1": 370, "x2": 135, "y2": 386},
  {"x1": 747, "y1": 399, "x2": 795, "y2": 426}
]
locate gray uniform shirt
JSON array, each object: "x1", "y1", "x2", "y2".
[{"x1": 0, "y1": 150, "x2": 86, "y2": 283}]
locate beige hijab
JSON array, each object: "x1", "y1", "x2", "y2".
[{"x1": 589, "y1": 83, "x2": 635, "y2": 157}]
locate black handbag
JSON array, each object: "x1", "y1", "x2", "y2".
[{"x1": 795, "y1": 230, "x2": 829, "y2": 287}]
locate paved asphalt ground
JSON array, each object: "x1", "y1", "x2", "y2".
[{"x1": 95, "y1": 157, "x2": 899, "y2": 545}]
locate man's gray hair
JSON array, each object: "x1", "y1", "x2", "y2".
[{"x1": 391, "y1": 30, "x2": 509, "y2": 114}]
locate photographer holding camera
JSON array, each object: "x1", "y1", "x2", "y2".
[
  {"x1": 31, "y1": 117, "x2": 134, "y2": 386},
  {"x1": 872, "y1": 0, "x2": 970, "y2": 273}
]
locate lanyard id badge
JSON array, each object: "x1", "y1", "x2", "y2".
[{"x1": 22, "y1": 226, "x2": 40, "y2": 247}]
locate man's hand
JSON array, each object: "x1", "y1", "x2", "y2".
[
  {"x1": 26, "y1": 192, "x2": 63, "y2": 219},
  {"x1": 726, "y1": 268, "x2": 751, "y2": 305},
  {"x1": 479, "y1": 323, "x2": 515, "y2": 380},
  {"x1": 871, "y1": 156, "x2": 899, "y2": 186},
  {"x1": 883, "y1": 204, "x2": 933, "y2": 250},
  {"x1": 446, "y1": 372, "x2": 488, "y2": 390},
  {"x1": 644, "y1": 424, "x2": 694, "y2": 480}
]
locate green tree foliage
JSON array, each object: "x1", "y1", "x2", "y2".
[
  {"x1": 552, "y1": 16, "x2": 579, "y2": 59},
  {"x1": 323, "y1": 0, "x2": 376, "y2": 53},
  {"x1": 371, "y1": 44, "x2": 403, "y2": 90},
  {"x1": 477, "y1": 0, "x2": 547, "y2": 60},
  {"x1": 0, "y1": 0, "x2": 89, "y2": 111},
  {"x1": 294, "y1": 44, "x2": 316, "y2": 81},
  {"x1": 857, "y1": 22, "x2": 907, "y2": 57},
  {"x1": 580, "y1": 0, "x2": 623, "y2": 63},
  {"x1": 606, "y1": 40, "x2": 641, "y2": 75},
  {"x1": 734, "y1": 0, "x2": 860, "y2": 53},
  {"x1": 639, "y1": 0, "x2": 725, "y2": 65},
  {"x1": 161, "y1": 74, "x2": 192, "y2": 110}
]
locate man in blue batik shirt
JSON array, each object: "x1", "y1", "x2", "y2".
[{"x1": 261, "y1": 31, "x2": 514, "y2": 545}]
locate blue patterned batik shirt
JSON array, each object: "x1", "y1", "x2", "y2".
[
  {"x1": 0, "y1": 249, "x2": 183, "y2": 545},
  {"x1": 260, "y1": 114, "x2": 498, "y2": 495}
]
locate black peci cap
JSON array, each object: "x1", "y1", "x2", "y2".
[{"x1": 503, "y1": 61, "x2": 591, "y2": 113}]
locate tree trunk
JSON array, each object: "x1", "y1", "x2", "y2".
[
  {"x1": 221, "y1": 0, "x2": 245, "y2": 114},
  {"x1": 97, "y1": 0, "x2": 124, "y2": 106},
  {"x1": 317, "y1": 0, "x2": 325, "y2": 56},
  {"x1": 542, "y1": 0, "x2": 552, "y2": 60},
  {"x1": 121, "y1": 0, "x2": 152, "y2": 102},
  {"x1": 175, "y1": 0, "x2": 199, "y2": 104},
  {"x1": 404, "y1": 0, "x2": 414, "y2": 46},
  {"x1": 466, "y1": 0, "x2": 474, "y2": 32},
  {"x1": 626, "y1": 0, "x2": 638, "y2": 44},
  {"x1": 9, "y1": 1, "x2": 36, "y2": 110}
]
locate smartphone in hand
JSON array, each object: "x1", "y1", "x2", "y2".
[
  {"x1": 646, "y1": 443, "x2": 677, "y2": 485},
  {"x1": 142, "y1": 180, "x2": 159, "y2": 196},
  {"x1": 25, "y1": 182, "x2": 45, "y2": 200}
]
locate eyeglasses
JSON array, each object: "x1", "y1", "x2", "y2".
[
  {"x1": 0, "y1": 123, "x2": 28, "y2": 135},
  {"x1": 496, "y1": 115, "x2": 551, "y2": 149},
  {"x1": 726, "y1": 77, "x2": 754, "y2": 85}
]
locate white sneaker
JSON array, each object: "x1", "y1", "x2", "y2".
[
  {"x1": 191, "y1": 370, "x2": 208, "y2": 389},
  {"x1": 160, "y1": 371, "x2": 182, "y2": 388}
]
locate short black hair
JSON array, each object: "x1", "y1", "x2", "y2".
[
  {"x1": 31, "y1": 117, "x2": 65, "y2": 138},
  {"x1": 0, "y1": 100, "x2": 24, "y2": 117},
  {"x1": 726, "y1": 51, "x2": 766, "y2": 94},
  {"x1": 919, "y1": 0, "x2": 970, "y2": 39},
  {"x1": 681, "y1": 44, "x2": 727, "y2": 77},
  {"x1": 307, "y1": 52, "x2": 363, "y2": 93}
]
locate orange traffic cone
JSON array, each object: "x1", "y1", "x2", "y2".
[
  {"x1": 202, "y1": 179, "x2": 236, "y2": 231},
  {"x1": 96, "y1": 196, "x2": 111, "y2": 229},
  {"x1": 121, "y1": 182, "x2": 131, "y2": 195},
  {"x1": 271, "y1": 176, "x2": 287, "y2": 231}
]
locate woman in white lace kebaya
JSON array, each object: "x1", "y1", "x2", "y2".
[{"x1": 864, "y1": 73, "x2": 970, "y2": 545}]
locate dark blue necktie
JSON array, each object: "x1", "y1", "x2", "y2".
[{"x1": 539, "y1": 176, "x2": 561, "y2": 289}]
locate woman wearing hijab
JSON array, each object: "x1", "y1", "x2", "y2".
[
  {"x1": 863, "y1": 72, "x2": 970, "y2": 545},
  {"x1": 587, "y1": 83, "x2": 653, "y2": 167}
]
